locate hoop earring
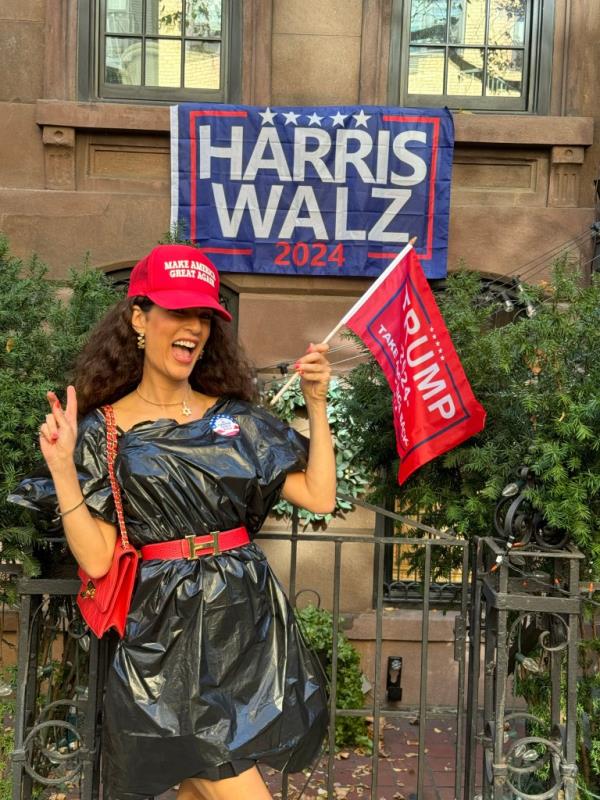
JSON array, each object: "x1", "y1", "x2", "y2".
[{"x1": 136, "y1": 331, "x2": 145, "y2": 350}]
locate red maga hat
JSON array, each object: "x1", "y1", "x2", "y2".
[{"x1": 127, "y1": 244, "x2": 232, "y2": 321}]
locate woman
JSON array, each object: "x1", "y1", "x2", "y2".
[{"x1": 8, "y1": 244, "x2": 336, "y2": 800}]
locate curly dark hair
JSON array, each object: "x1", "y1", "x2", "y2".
[{"x1": 71, "y1": 296, "x2": 256, "y2": 417}]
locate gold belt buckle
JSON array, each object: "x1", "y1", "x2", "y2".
[{"x1": 185, "y1": 531, "x2": 220, "y2": 559}]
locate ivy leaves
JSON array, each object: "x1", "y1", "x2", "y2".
[{"x1": 267, "y1": 377, "x2": 370, "y2": 526}]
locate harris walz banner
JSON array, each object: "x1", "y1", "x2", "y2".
[{"x1": 170, "y1": 104, "x2": 454, "y2": 279}]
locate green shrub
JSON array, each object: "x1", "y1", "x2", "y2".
[
  {"x1": 0, "y1": 236, "x2": 119, "y2": 600},
  {"x1": 513, "y1": 634, "x2": 600, "y2": 798},
  {"x1": 339, "y1": 259, "x2": 600, "y2": 572},
  {"x1": 0, "y1": 666, "x2": 16, "y2": 800},
  {"x1": 338, "y1": 257, "x2": 600, "y2": 792},
  {"x1": 268, "y1": 377, "x2": 370, "y2": 527},
  {"x1": 295, "y1": 604, "x2": 370, "y2": 749}
]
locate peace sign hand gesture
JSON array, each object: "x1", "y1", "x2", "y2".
[{"x1": 39, "y1": 385, "x2": 79, "y2": 474}]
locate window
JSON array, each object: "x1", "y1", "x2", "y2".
[
  {"x1": 80, "y1": 0, "x2": 241, "y2": 103},
  {"x1": 389, "y1": 0, "x2": 554, "y2": 112}
]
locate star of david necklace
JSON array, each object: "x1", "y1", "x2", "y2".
[{"x1": 135, "y1": 386, "x2": 193, "y2": 416}]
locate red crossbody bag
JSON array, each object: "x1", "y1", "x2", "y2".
[{"x1": 76, "y1": 404, "x2": 139, "y2": 638}]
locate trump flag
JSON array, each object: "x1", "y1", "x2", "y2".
[{"x1": 345, "y1": 247, "x2": 486, "y2": 484}]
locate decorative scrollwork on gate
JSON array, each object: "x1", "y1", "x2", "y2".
[
  {"x1": 14, "y1": 586, "x2": 97, "y2": 796},
  {"x1": 484, "y1": 713, "x2": 567, "y2": 800},
  {"x1": 22, "y1": 700, "x2": 86, "y2": 785}
]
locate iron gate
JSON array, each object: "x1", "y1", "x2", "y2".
[{"x1": 10, "y1": 498, "x2": 582, "y2": 799}]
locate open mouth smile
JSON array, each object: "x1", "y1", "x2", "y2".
[{"x1": 171, "y1": 339, "x2": 199, "y2": 364}]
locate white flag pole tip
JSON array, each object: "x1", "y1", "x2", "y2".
[{"x1": 269, "y1": 239, "x2": 417, "y2": 407}]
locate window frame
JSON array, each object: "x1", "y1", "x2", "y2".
[
  {"x1": 78, "y1": 0, "x2": 242, "y2": 104},
  {"x1": 388, "y1": 0, "x2": 555, "y2": 113}
]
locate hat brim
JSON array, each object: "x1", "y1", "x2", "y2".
[{"x1": 144, "y1": 290, "x2": 232, "y2": 322}]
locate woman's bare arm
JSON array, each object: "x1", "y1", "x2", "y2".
[
  {"x1": 40, "y1": 386, "x2": 117, "y2": 578},
  {"x1": 281, "y1": 343, "x2": 336, "y2": 514}
]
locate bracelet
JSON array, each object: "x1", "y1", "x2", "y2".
[{"x1": 57, "y1": 497, "x2": 86, "y2": 517}]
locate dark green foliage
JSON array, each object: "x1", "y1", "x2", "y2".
[
  {"x1": 295, "y1": 604, "x2": 370, "y2": 749},
  {"x1": 339, "y1": 257, "x2": 600, "y2": 790},
  {"x1": 0, "y1": 666, "x2": 16, "y2": 800},
  {"x1": 0, "y1": 236, "x2": 120, "y2": 601},
  {"x1": 268, "y1": 378, "x2": 370, "y2": 527},
  {"x1": 512, "y1": 632, "x2": 600, "y2": 797},
  {"x1": 339, "y1": 260, "x2": 600, "y2": 577}
]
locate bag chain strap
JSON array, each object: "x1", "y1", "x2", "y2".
[{"x1": 101, "y1": 404, "x2": 130, "y2": 550}]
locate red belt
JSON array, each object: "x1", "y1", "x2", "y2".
[{"x1": 140, "y1": 526, "x2": 250, "y2": 561}]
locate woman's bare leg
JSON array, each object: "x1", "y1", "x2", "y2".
[
  {"x1": 177, "y1": 767, "x2": 272, "y2": 800},
  {"x1": 177, "y1": 779, "x2": 207, "y2": 800}
]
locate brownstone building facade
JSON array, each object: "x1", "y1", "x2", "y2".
[
  {"x1": 1, "y1": 1, "x2": 598, "y2": 365},
  {"x1": 1, "y1": 0, "x2": 599, "y2": 701}
]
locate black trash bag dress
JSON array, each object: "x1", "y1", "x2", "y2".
[{"x1": 8, "y1": 398, "x2": 329, "y2": 800}]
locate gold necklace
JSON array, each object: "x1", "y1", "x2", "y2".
[{"x1": 135, "y1": 386, "x2": 193, "y2": 417}]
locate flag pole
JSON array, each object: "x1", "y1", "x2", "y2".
[{"x1": 269, "y1": 238, "x2": 416, "y2": 406}]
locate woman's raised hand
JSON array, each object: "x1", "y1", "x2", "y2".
[
  {"x1": 39, "y1": 385, "x2": 79, "y2": 473},
  {"x1": 295, "y1": 342, "x2": 331, "y2": 404}
]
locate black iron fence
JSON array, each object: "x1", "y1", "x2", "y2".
[
  {"x1": 466, "y1": 537, "x2": 583, "y2": 800},
  {"x1": 8, "y1": 497, "x2": 587, "y2": 800}
]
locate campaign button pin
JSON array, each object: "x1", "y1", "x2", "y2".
[{"x1": 210, "y1": 414, "x2": 240, "y2": 437}]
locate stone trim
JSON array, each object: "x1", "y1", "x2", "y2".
[
  {"x1": 241, "y1": 0, "x2": 274, "y2": 105},
  {"x1": 36, "y1": 100, "x2": 594, "y2": 147},
  {"x1": 454, "y1": 113, "x2": 593, "y2": 146},
  {"x1": 359, "y1": 0, "x2": 393, "y2": 105},
  {"x1": 43, "y1": 0, "x2": 78, "y2": 101},
  {"x1": 37, "y1": 100, "x2": 171, "y2": 132},
  {"x1": 41, "y1": 126, "x2": 76, "y2": 190}
]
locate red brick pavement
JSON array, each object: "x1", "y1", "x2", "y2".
[{"x1": 157, "y1": 716, "x2": 483, "y2": 800}]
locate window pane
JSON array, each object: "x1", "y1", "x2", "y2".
[
  {"x1": 185, "y1": 41, "x2": 220, "y2": 88},
  {"x1": 106, "y1": 0, "x2": 143, "y2": 34},
  {"x1": 449, "y1": 0, "x2": 486, "y2": 45},
  {"x1": 410, "y1": 0, "x2": 448, "y2": 44},
  {"x1": 489, "y1": 0, "x2": 525, "y2": 46},
  {"x1": 186, "y1": 0, "x2": 222, "y2": 38},
  {"x1": 145, "y1": 38, "x2": 182, "y2": 86},
  {"x1": 146, "y1": 0, "x2": 182, "y2": 35},
  {"x1": 486, "y1": 48, "x2": 523, "y2": 95},
  {"x1": 447, "y1": 47, "x2": 484, "y2": 95},
  {"x1": 408, "y1": 47, "x2": 445, "y2": 94},
  {"x1": 105, "y1": 36, "x2": 142, "y2": 84}
]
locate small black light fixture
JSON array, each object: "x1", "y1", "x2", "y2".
[{"x1": 386, "y1": 656, "x2": 403, "y2": 702}]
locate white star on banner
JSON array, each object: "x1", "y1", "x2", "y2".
[
  {"x1": 283, "y1": 110, "x2": 301, "y2": 125},
  {"x1": 353, "y1": 109, "x2": 371, "y2": 127},
  {"x1": 259, "y1": 107, "x2": 277, "y2": 125},
  {"x1": 330, "y1": 111, "x2": 347, "y2": 126},
  {"x1": 307, "y1": 112, "x2": 324, "y2": 126}
]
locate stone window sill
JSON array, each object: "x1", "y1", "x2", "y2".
[{"x1": 35, "y1": 100, "x2": 594, "y2": 147}]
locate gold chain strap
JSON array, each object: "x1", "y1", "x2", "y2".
[{"x1": 101, "y1": 404, "x2": 129, "y2": 550}]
